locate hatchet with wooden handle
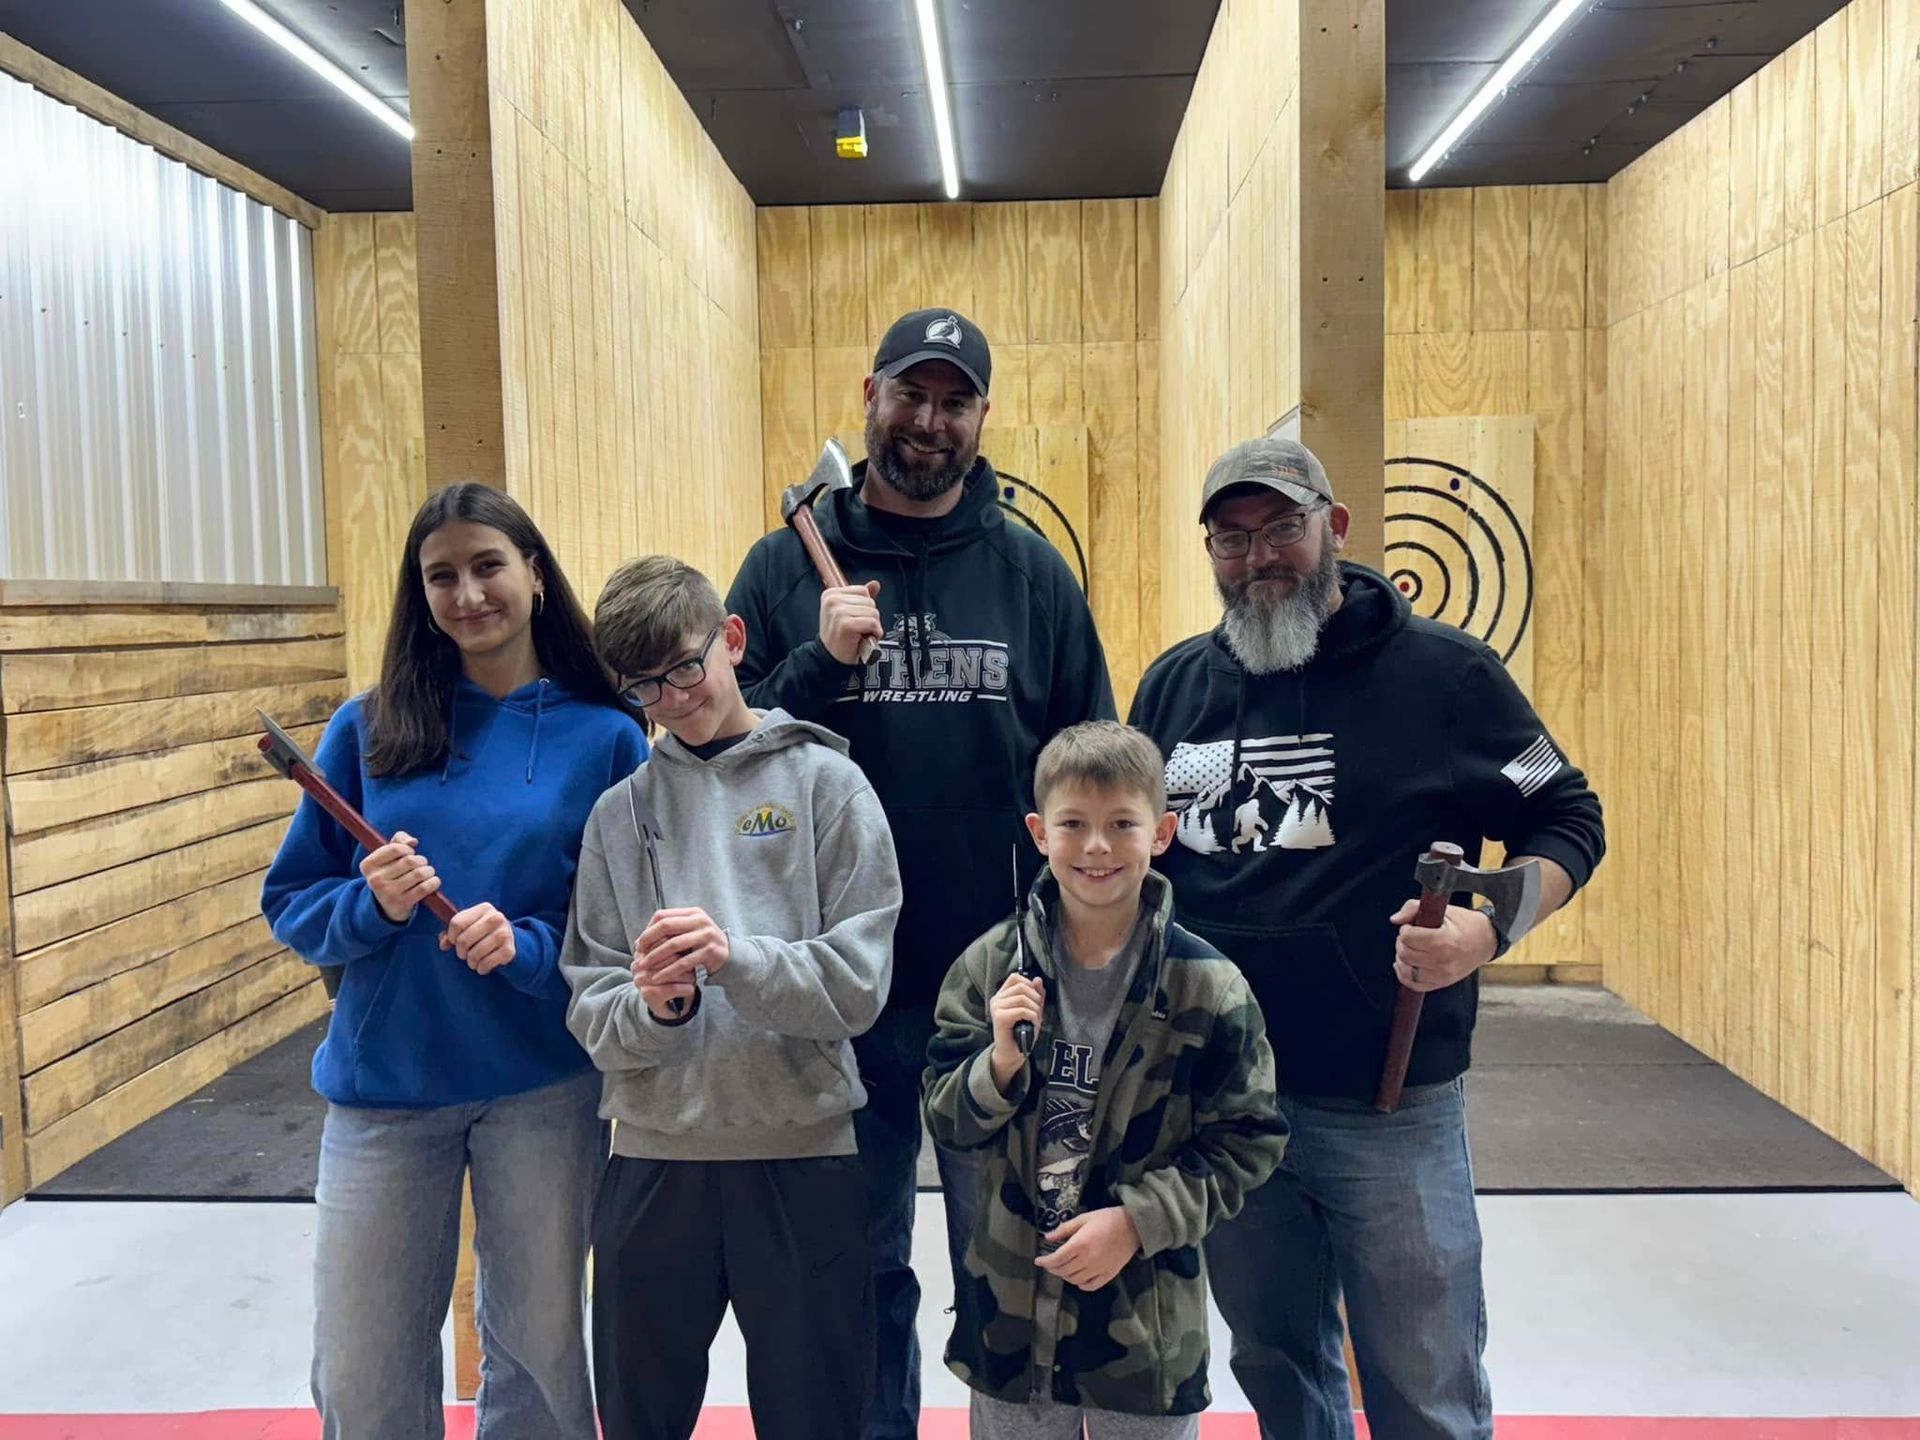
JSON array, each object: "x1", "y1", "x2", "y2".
[{"x1": 1375, "y1": 842, "x2": 1540, "y2": 1113}]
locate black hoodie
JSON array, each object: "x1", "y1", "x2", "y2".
[
  {"x1": 728, "y1": 457, "x2": 1116, "y2": 1007},
  {"x1": 1128, "y1": 563, "x2": 1605, "y2": 1099}
]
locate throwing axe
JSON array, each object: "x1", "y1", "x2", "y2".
[
  {"x1": 258, "y1": 711, "x2": 461, "y2": 999},
  {"x1": 627, "y1": 786, "x2": 691, "y2": 1018},
  {"x1": 780, "y1": 438, "x2": 877, "y2": 665},
  {"x1": 1374, "y1": 842, "x2": 1541, "y2": 1113}
]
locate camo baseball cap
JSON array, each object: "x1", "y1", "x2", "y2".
[{"x1": 1198, "y1": 436, "x2": 1333, "y2": 521}]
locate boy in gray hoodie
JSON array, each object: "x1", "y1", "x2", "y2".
[{"x1": 561, "y1": 555, "x2": 902, "y2": 1440}]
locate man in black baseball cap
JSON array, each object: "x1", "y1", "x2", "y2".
[
  {"x1": 724, "y1": 305, "x2": 1115, "y2": 1439},
  {"x1": 861, "y1": 307, "x2": 993, "y2": 506}
]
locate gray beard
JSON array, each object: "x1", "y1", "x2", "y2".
[
  {"x1": 1217, "y1": 541, "x2": 1342, "y2": 674},
  {"x1": 866, "y1": 413, "x2": 971, "y2": 502}
]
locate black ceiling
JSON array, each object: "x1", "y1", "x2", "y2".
[{"x1": 0, "y1": 0, "x2": 1857, "y2": 211}]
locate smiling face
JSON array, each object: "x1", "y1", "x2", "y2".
[
  {"x1": 862, "y1": 360, "x2": 989, "y2": 503},
  {"x1": 417, "y1": 521, "x2": 542, "y2": 661},
  {"x1": 626, "y1": 616, "x2": 754, "y2": 748},
  {"x1": 1026, "y1": 779, "x2": 1177, "y2": 929}
]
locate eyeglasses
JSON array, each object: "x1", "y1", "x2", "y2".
[
  {"x1": 1204, "y1": 505, "x2": 1325, "y2": 560},
  {"x1": 620, "y1": 624, "x2": 722, "y2": 707}
]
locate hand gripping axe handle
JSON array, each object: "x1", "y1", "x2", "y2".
[
  {"x1": 780, "y1": 438, "x2": 878, "y2": 665},
  {"x1": 1374, "y1": 841, "x2": 1540, "y2": 1113},
  {"x1": 257, "y1": 710, "x2": 459, "y2": 925},
  {"x1": 627, "y1": 787, "x2": 692, "y2": 1018}
]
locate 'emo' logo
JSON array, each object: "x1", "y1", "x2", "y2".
[{"x1": 736, "y1": 804, "x2": 795, "y2": 839}]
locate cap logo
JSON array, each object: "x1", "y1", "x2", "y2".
[{"x1": 925, "y1": 314, "x2": 963, "y2": 347}]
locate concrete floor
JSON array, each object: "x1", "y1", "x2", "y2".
[{"x1": 2, "y1": 1191, "x2": 1919, "y2": 1429}]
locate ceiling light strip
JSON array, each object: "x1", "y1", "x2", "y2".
[
  {"x1": 1407, "y1": 0, "x2": 1588, "y2": 184},
  {"x1": 913, "y1": 0, "x2": 960, "y2": 199},
  {"x1": 214, "y1": 0, "x2": 413, "y2": 142}
]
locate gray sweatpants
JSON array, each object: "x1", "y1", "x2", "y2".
[{"x1": 968, "y1": 1391, "x2": 1201, "y2": 1439}]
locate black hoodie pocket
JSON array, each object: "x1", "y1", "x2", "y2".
[{"x1": 1189, "y1": 920, "x2": 1389, "y2": 1087}]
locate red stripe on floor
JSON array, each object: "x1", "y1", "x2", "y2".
[{"x1": 2, "y1": 1414, "x2": 1919, "y2": 1439}]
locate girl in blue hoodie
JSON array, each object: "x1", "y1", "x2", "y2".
[{"x1": 263, "y1": 483, "x2": 647, "y2": 1440}]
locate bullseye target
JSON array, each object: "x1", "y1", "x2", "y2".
[{"x1": 1384, "y1": 455, "x2": 1534, "y2": 663}]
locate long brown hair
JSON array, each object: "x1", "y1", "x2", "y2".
[{"x1": 364, "y1": 483, "x2": 628, "y2": 776}]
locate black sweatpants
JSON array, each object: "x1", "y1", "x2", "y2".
[{"x1": 590, "y1": 1153, "x2": 872, "y2": 1440}]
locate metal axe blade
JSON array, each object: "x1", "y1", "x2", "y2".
[
  {"x1": 1414, "y1": 851, "x2": 1543, "y2": 943},
  {"x1": 780, "y1": 436, "x2": 853, "y2": 521},
  {"x1": 257, "y1": 709, "x2": 314, "y2": 781}
]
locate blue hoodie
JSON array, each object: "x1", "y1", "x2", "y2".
[{"x1": 262, "y1": 677, "x2": 648, "y2": 1107}]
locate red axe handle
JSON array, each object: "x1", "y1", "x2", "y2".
[
  {"x1": 789, "y1": 505, "x2": 849, "y2": 589},
  {"x1": 786, "y1": 505, "x2": 879, "y2": 665},
  {"x1": 259, "y1": 736, "x2": 460, "y2": 925},
  {"x1": 1374, "y1": 843, "x2": 1463, "y2": 1113}
]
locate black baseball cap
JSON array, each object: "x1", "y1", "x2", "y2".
[{"x1": 873, "y1": 307, "x2": 992, "y2": 396}]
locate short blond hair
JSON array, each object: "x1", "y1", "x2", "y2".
[
  {"x1": 594, "y1": 555, "x2": 726, "y2": 677},
  {"x1": 1033, "y1": 721, "x2": 1167, "y2": 815}
]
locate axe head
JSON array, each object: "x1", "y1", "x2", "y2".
[
  {"x1": 1415, "y1": 847, "x2": 1543, "y2": 943},
  {"x1": 780, "y1": 437, "x2": 853, "y2": 523},
  {"x1": 257, "y1": 710, "x2": 316, "y2": 781},
  {"x1": 629, "y1": 790, "x2": 665, "y2": 842}
]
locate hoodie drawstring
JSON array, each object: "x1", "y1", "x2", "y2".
[
  {"x1": 440, "y1": 700, "x2": 461, "y2": 785},
  {"x1": 525, "y1": 679, "x2": 547, "y2": 783}
]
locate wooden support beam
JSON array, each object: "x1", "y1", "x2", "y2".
[{"x1": 406, "y1": 0, "x2": 506, "y2": 490}]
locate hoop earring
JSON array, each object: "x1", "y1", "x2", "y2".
[
  {"x1": 535, "y1": 592, "x2": 546, "y2": 616},
  {"x1": 426, "y1": 616, "x2": 441, "y2": 635}
]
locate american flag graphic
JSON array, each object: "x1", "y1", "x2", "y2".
[{"x1": 1501, "y1": 735, "x2": 1563, "y2": 797}]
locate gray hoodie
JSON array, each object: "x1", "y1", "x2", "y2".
[{"x1": 561, "y1": 709, "x2": 900, "y2": 1161}]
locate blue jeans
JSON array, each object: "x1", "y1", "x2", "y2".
[
  {"x1": 853, "y1": 1002, "x2": 984, "y2": 1440},
  {"x1": 311, "y1": 1070, "x2": 606, "y2": 1440},
  {"x1": 1205, "y1": 1079, "x2": 1491, "y2": 1440}
]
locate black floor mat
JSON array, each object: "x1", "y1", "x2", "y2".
[
  {"x1": 32, "y1": 1020, "x2": 328, "y2": 1201},
  {"x1": 32, "y1": 991, "x2": 1901, "y2": 1202}
]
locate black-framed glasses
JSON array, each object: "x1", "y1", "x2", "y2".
[
  {"x1": 1204, "y1": 504, "x2": 1326, "y2": 560},
  {"x1": 620, "y1": 624, "x2": 722, "y2": 707}
]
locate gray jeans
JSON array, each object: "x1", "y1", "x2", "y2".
[{"x1": 969, "y1": 1391, "x2": 1201, "y2": 1439}]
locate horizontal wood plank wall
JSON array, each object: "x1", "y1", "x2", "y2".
[
  {"x1": 1158, "y1": 0, "x2": 1386, "y2": 659},
  {"x1": 314, "y1": 213, "x2": 423, "y2": 692},
  {"x1": 1603, "y1": 0, "x2": 1920, "y2": 1190},
  {"x1": 486, "y1": 0, "x2": 762, "y2": 602},
  {"x1": 1, "y1": 604, "x2": 344, "y2": 1196},
  {"x1": 1383, "y1": 183, "x2": 1609, "y2": 975},
  {"x1": 755, "y1": 199, "x2": 1160, "y2": 708}
]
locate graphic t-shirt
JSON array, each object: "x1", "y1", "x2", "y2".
[{"x1": 1029, "y1": 904, "x2": 1151, "y2": 1385}]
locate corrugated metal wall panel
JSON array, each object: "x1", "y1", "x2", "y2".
[{"x1": 0, "y1": 71, "x2": 325, "y2": 586}]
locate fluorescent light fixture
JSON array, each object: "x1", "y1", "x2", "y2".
[
  {"x1": 215, "y1": 0, "x2": 413, "y2": 142},
  {"x1": 913, "y1": 0, "x2": 960, "y2": 199},
  {"x1": 1407, "y1": 0, "x2": 1586, "y2": 184}
]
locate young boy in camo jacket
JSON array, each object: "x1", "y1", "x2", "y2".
[{"x1": 923, "y1": 721, "x2": 1288, "y2": 1438}]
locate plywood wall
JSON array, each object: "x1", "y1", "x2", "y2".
[
  {"x1": 755, "y1": 199, "x2": 1161, "y2": 706},
  {"x1": 1158, "y1": 0, "x2": 1386, "y2": 652},
  {"x1": 0, "y1": 601, "x2": 343, "y2": 1196},
  {"x1": 315, "y1": 213, "x2": 423, "y2": 692},
  {"x1": 1383, "y1": 185, "x2": 1609, "y2": 974},
  {"x1": 482, "y1": 0, "x2": 763, "y2": 602},
  {"x1": 1602, "y1": 0, "x2": 1920, "y2": 1189}
]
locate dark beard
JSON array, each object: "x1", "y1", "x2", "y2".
[
  {"x1": 865, "y1": 411, "x2": 973, "y2": 502},
  {"x1": 1216, "y1": 525, "x2": 1343, "y2": 674}
]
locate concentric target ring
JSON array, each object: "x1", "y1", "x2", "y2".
[{"x1": 1384, "y1": 457, "x2": 1534, "y2": 662}]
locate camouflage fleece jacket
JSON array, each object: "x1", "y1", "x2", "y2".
[{"x1": 922, "y1": 868, "x2": 1287, "y2": 1416}]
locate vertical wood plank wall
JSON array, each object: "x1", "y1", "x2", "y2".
[
  {"x1": 0, "y1": 599, "x2": 344, "y2": 1199},
  {"x1": 1157, "y1": 0, "x2": 1387, "y2": 651},
  {"x1": 1383, "y1": 185, "x2": 1610, "y2": 973},
  {"x1": 1604, "y1": 0, "x2": 1920, "y2": 1189},
  {"x1": 484, "y1": 0, "x2": 763, "y2": 602},
  {"x1": 314, "y1": 214, "x2": 424, "y2": 691},
  {"x1": 754, "y1": 200, "x2": 1162, "y2": 707}
]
